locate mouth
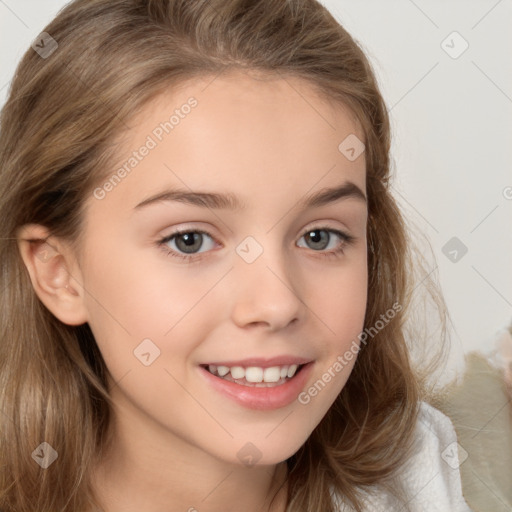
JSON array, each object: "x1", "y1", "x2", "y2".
[
  {"x1": 199, "y1": 359, "x2": 314, "y2": 410},
  {"x1": 201, "y1": 363, "x2": 306, "y2": 387}
]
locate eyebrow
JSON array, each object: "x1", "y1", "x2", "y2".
[{"x1": 133, "y1": 181, "x2": 367, "y2": 211}]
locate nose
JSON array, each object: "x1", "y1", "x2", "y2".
[{"x1": 229, "y1": 244, "x2": 305, "y2": 331}]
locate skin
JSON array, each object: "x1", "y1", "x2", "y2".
[{"x1": 17, "y1": 70, "x2": 368, "y2": 512}]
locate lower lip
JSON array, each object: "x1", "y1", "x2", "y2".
[{"x1": 200, "y1": 363, "x2": 314, "y2": 411}]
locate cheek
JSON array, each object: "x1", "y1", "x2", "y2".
[
  {"x1": 297, "y1": 276, "x2": 366, "y2": 431},
  {"x1": 83, "y1": 237, "x2": 193, "y2": 330},
  {"x1": 299, "y1": 258, "x2": 367, "y2": 408},
  {"x1": 311, "y1": 257, "x2": 368, "y2": 346},
  {"x1": 81, "y1": 240, "x2": 224, "y2": 375}
]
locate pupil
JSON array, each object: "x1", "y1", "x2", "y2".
[
  {"x1": 177, "y1": 232, "x2": 202, "y2": 253},
  {"x1": 307, "y1": 230, "x2": 328, "y2": 250},
  {"x1": 183, "y1": 233, "x2": 195, "y2": 245},
  {"x1": 310, "y1": 231, "x2": 321, "y2": 242}
]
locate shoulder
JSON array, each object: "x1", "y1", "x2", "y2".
[
  {"x1": 332, "y1": 402, "x2": 474, "y2": 511},
  {"x1": 398, "y1": 401, "x2": 473, "y2": 511}
]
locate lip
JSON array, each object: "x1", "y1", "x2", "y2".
[{"x1": 199, "y1": 361, "x2": 314, "y2": 411}]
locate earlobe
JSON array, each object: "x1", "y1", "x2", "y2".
[{"x1": 16, "y1": 224, "x2": 88, "y2": 326}]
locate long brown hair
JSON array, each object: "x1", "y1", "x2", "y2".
[{"x1": 0, "y1": 1, "x2": 447, "y2": 510}]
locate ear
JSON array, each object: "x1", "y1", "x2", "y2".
[{"x1": 16, "y1": 224, "x2": 88, "y2": 326}]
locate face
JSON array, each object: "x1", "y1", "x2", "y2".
[{"x1": 75, "y1": 71, "x2": 368, "y2": 467}]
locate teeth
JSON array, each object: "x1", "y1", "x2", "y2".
[
  {"x1": 230, "y1": 366, "x2": 245, "y2": 380},
  {"x1": 263, "y1": 367, "x2": 281, "y2": 383},
  {"x1": 206, "y1": 363, "x2": 302, "y2": 383},
  {"x1": 245, "y1": 367, "x2": 263, "y2": 383},
  {"x1": 287, "y1": 364, "x2": 298, "y2": 378},
  {"x1": 217, "y1": 365, "x2": 229, "y2": 377}
]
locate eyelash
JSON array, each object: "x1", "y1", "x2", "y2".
[{"x1": 157, "y1": 226, "x2": 356, "y2": 263}]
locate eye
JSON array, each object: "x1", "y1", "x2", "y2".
[
  {"x1": 158, "y1": 229, "x2": 217, "y2": 261},
  {"x1": 157, "y1": 226, "x2": 355, "y2": 263},
  {"x1": 297, "y1": 227, "x2": 354, "y2": 255}
]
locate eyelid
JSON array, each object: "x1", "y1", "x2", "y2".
[
  {"x1": 157, "y1": 222, "x2": 356, "y2": 263},
  {"x1": 157, "y1": 223, "x2": 224, "y2": 262},
  {"x1": 159, "y1": 227, "x2": 220, "y2": 251},
  {"x1": 296, "y1": 226, "x2": 355, "y2": 254},
  {"x1": 299, "y1": 220, "x2": 352, "y2": 237}
]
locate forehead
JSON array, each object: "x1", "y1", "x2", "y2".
[{"x1": 90, "y1": 70, "x2": 366, "y2": 213}]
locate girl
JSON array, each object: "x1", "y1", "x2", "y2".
[{"x1": 0, "y1": 0, "x2": 472, "y2": 511}]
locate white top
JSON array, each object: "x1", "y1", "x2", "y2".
[{"x1": 332, "y1": 401, "x2": 474, "y2": 511}]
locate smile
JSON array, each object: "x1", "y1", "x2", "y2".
[
  {"x1": 205, "y1": 364, "x2": 302, "y2": 387},
  {"x1": 199, "y1": 359, "x2": 314, "y2": 410}
]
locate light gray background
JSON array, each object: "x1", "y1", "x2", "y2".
[{"x1": 1, "y1": 0, "x2": 511, "y2": 375}]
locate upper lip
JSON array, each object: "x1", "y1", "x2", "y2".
[{"x1": 201, "y1": 356, "x2": 312, "y2": 368}]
